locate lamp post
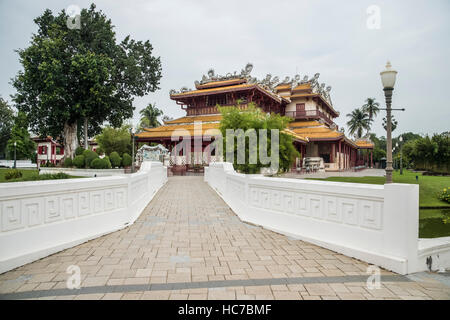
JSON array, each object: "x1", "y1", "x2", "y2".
[
  {"x1": 399, "y1": 136, "x2": 403, "y2": 175},
  {"x1": 130, "y1": 126, "x2": 136, "y2": 173},
  {"x1": 380, "y1": 61, "x2": 398, "y2": 184},
  {"x1": 13, "y1": 141, "x2": 17, "y2": 169}
]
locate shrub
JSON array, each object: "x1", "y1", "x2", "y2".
[
  {"x1": 83, "y1": 149, "x2": 99, "y2": 168},
  {"x1": 90, "y1": 158, "x2": 103, "y2": 169},
  {"x1": 38, "y1": 172, "x2": 70, "y2": 180},
  {"x1": 75, "y1": 146, "x2": 84, "y2": 156},
  {"x1": 438, "y1": 188, "x2": 450, "y2": 204},
  {"x1": 122, "y1": 153, "x2": 132, "y2": 167},
  {"x1": 109, "y1": 151, "x2": 122, "y2": 168},
  {"x1": 73, "y1": 155, "x2": 85, "y2": 168},
  {"x1": 95, "y1": 147, "x2": 105, "y2": 156},
  {"x1": 103, "y1": 156, "x2": 112, "y2": 169},
  {"x1": 5, "y1": 169, "x2": 23, "y2": 180},
  {"x1": 90, "y1": 158, "x2": 111, "y2": 169},
  {"x1": 63, "y1": 158, "x2": 73, "y2": 167}
]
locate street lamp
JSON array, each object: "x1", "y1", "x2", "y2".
[
  {"x1": 13, "y1": 141, "x2": 17, "y2": 169},
  {"x1": 380, "y1": 61, "x2": 398, "y2": 184},
  {"x1": 399, "y1": 136, "x2": 403, "y2": 175},
  {"x1": 130, "y1": 126, "x2": 136, "y2": 173}
]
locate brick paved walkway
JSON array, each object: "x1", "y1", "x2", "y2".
[{"x1": 0, "y1": 176, "x2": 449, "y2": 300}]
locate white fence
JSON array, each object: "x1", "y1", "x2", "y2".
[
  {"x1": 39, "y1": 167, "x2": 126, "y2": 177},
  {"x1": 0, "y1": 161, "x2": 167, "y2": 274},
  {"x1": 205, "y1": 162, "x2": 432, "y2": 275},
  {"x1": 0, "y1": 160, "x2": 36, "y2": 169}
]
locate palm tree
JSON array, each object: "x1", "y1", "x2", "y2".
[
  {"x1": 361, "y1": 98, "x2": 380, "y2": 122},
  {"x1": 346, "y1": 108, "x2": 371, "y2": 139},
  {"x1": 139, "y1": 103, "x2": 163, "y2": 129}
]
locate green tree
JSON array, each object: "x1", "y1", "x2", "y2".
[
  {"x1": 383, "y1": 115, "x2": 398, "y2": 132},
  {"x1": 12, "y1": 4, "x2": 162, "y2": 159},
  {"x1": 219, "y1": 104, "x2": 298, "y2": 174},
  {"x1": 139, "y1": 102, "x2": 163, "y2": 130},
  {"x1": 361, "y1": 98, "x2": 380, "y2": 123},
  {"x1": 95, "y1": 125, "x2": 131, "y2": 156},
  {"x1": 0, "y1": 97, "x2": 15, "y2": 159},
  {"x1": 346, "y1": 108, "x2": 371, "y2": 139},
  {"x1": 6, "y1": 112, "x2": 36, "y2": 160}
]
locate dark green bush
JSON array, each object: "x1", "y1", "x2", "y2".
[
  {"x1": 95, "y1": 147, "x2": 105, "y2": 156},
  {"x1": 109, "y1": 151, "x2": 122, "y2": 168},
  {"x1": 103, "y1": 156, "x2": 112, "y2": 169},
  {"x1": 38, "y1": 172, "x2": 70, "y2": 180},
  {"x1": 73, "y1": 155, "x2": 85, "y2": 168},
  {"x1": 63, "y1": 158, "x2": 73, "y2": 167},
  {"x1": 122, "y1": 153, "x2": 132, "y2": 167},
  {"x1": 75, "y1": 146, "x2": 85, "y2": 156},
  {"x1": 83, "y1": 149, "x2": 98, "y2": 168},
  {"x1": 5, "y1": 169, "x2": 23, "y2": 180},
  {"x1": 90, "y1": 158, "x2": 111, "y2": 169},
  {"x1": 90, "y1": 158, "x2": 103, "y2": 169}
]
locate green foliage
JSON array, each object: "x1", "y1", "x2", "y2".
[
  {"x1": 346, "y1": 108, "x2": 370, "y2": 139},
  {"x1": 139, "y1": 102, "x2": 163, "y2": 130},
  {"x1": 109, "y1": 151, "x2": 122, "y2": 168},
  {"x1": 219, "y1": 104, "x2": 298, "y2": 174},
  {"x1": 361, "y1": 98, "x2": 380, "y2": 122},
  {"x1": 383, "y1": 115, "x2": 398, "y2": 132},
  {"x1": 91, "y1": 157, "x2": 112, "y2": 169},
  {"x1": 95, "y1": 147, "x2": 105, "y2": 156},
  {"x1": 5, "y1": 169, "x2": 23, "y2": 180},
  {"x1": 438, "y1": 188, "x2": 450, "y2": 204},
  {"x1": 0, "y1": 97, "x2": 15, "y2": 159},
  {"x1": 96, "y1": 125, "x2": 132, "y2": 156},
  {"x1": 73, "y1": 155, "x2": 85, "y2": 168},
  {"x1": 75, "y1": 147, "x2": 85, "y2": 156},
  {"x1": 403, "y1": 132, "x2": 450, "y2": 173},
  {"x1": 6, "y1": 112, "x2": 36, "y2": 160},
  {"x1": 122, "y1": 153, "x2": 132, "y2": 167},
  {"x1": 82, "y1": 149, "x2": 98, "y2": 168},
  {"x1": 63, "y1": 158, "x2": 73, "y2": 168},
  {"x1": 12, "y1": 4, "x2": 162, "y2": 158}
]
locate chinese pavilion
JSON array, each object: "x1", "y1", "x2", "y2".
[{"x1": 135, "y1": 63, "x2": 373, "y2": 170}]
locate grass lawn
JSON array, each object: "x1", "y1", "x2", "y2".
[
  {"x1": 0, "y1": 168, "x2": 84, "y2": 183},
  {"x1": 306, "y1": 170, "x2": 450, "y2": 238},
  {"x1": 306, "y1": 170, "x2": 450, "y2": 208}
]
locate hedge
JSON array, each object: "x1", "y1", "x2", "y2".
[
  {"x1": 122, "y1": 153, "x2": 132, "y2": 167},
  {"x1": 109, "y1": 151, "x2": 122, "y2": 168},
  {"x1": 73, "y1": 155, "x2": 85, "y2": 168}
]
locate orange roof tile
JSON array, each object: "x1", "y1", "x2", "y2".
[
  {"x1": 170, "y1": 84, "x2": 255, "y2": 97},
  {"x1": 355, "y1": 140, "x2": 374, "y2": 148},
  {"x1": 195, "y1": 78, "x2": 247, "y2": 89},
  {"x1": 137, "y1": 122, "x2": 221, "y2": 138},
  {"x1": 164, "y1": 114, "x2": 222, "y2": 124}
]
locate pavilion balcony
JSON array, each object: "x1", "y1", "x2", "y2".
[{"x1": 285, "y1": 109, "x2": 334, "y2": 126}]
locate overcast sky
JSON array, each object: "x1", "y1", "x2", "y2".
[{"x1": 1, "y1": 0, "x2": 449, "y2": 137}]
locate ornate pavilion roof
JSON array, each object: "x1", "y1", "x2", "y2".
[{"x1": 169, "y1": 63, "x2": 335, "y2": 109}]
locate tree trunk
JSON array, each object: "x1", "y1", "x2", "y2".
[
  {"x1": 64, "y1": 121, "x2": 78, "y2": 159},
  {"x1": 84, "y1": 117, "x2": 89, "y2": 150}
]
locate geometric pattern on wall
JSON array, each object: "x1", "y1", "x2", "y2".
[
  {"x1": 359, "y1": 200, "x2": 382, "y2": 230},
  {"x1": 78, "y1": 192, "x2": 90, "y2": 216},
  {"x1": 340, "y1": 198, "x2": 358, "y2": 226},
  {"x1": 246, "y1": 186, "x2": 383, "y2": 230},
  {"x1": 22, "y1": 197, "x2": 43, "y2": 227},
  {"x1": 0, "y1": 186, "x2": 128, "y2": 233},
  {"x1": 45, "y1": 196, "x2": 62, "y2": 223},
  {"x1": 1, "y1": 200, "x2": 23, "y2": 232}
]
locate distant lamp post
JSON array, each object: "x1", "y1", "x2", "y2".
[
  {"x1": 13, "y1": 141, "x2": 17, "y2": 169},
  {"x1": 399, "y1": 136, "x2": 403, "y2": 175},
  {"x1": 130, "y1": 126, "x2": 136, "y2": 173},
  {"x1": 380, "y1": 61, "x2": 398, "y2": 184}
]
